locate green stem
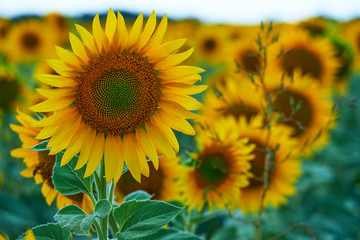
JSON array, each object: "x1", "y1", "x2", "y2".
[
  {"x1": 109, "y1": 212, "x2": 120, "y2": 236},
  {"x1": 98, "y1": 160, "x2": 109, "y2": 240},
  {"x1": 93, "y1": 219, "x2": 104, "y2": 240}
]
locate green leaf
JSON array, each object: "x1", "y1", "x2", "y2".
[
  {"x1": 54, "y1": 204, "x2": 95, "y2": 236},
  {"x1": 211, "y1": 224, "x2": 238, "y2": 240},
  {"x1": 52, "y1": 151, "x2": 94, "y2": 196},
  {"x1": 139, "y1": 228, "x2": 202, "y2": 240},
  {"x1": 114, "y1": 199, "x2": 183, "y2": 240},
  {"x1": 28, "y1": 140, "x2": 50, "y2": 151},
  {"x1": 95, "y1": 199, "x2": 111, "y2": 218},
  {"x1": 124, "y1": 190, "x2": 152, "y2": 201},
  {"x1": 17, "y1": 223, "x2": 70, "y2": 240}
]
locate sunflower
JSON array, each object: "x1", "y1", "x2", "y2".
[
  {"x1": 0, "y1": 63, "x2": 25, "y2": 117},
  {"x1": 45, "y1": 12, "x2": 71, "y2": 44},
  {"x1": 179, "y1": 116, "x2": 254, "y2": 212},
  {"x1": 10, "y1": 110, "x2": 93, "y2": 214},
  {"x1": 192, "y1": 24, "x2": 229, "y2": 64},
  {"x1": 341, "y1": 19, "x2": 360, "y2": 71},
  {"x1": 201, "y1": 74, "x2": 265, "y2": 123},
  {"x1": 115, "y1": 155, "x2": 182, "y2": 203},
  {"x1": 225, "y1": 35, "x2": 263, "y2": 75},
  {"x1": 30, "y1": 9, "x2": 206, "y2": 183},
  {"x1": 268, "y1": 29, "x2": 339, "y2": 87},
  {"x1": 265, "y1": 71, "x2": 334, "y2": 155},
  {"x1": 3, "y1": 19, "x2": 57, "y2": 63},
  {"x1": 0, "y1": 18, "x2": 10, "y2": 53},
  {"x1": 298, "y1": 17, "x2": 329, "y2": 37},
  {"x1": 233, "y1": 115, "x2": 301, "y2": 213}
]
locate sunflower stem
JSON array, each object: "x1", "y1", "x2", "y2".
[
  {"x1": 93, "y1": 219, "x2": 104, "y2": 240},
  {"x1": 97, "y1": 159, "x2": 109, "y2": 240}
]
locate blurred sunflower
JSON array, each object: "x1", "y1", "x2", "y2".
[
  {"x1": 201, "y1": 74, "x2": 265, "y2": 122},
  {"x1": 45, "y1": 12, "x2": 71, "y2": 44},
  {"x1": 329, "y1": 37, "x2": 354, "y2": 93},
  {"x1": 0, "y1": 18, "x2": 10, "y2": 53},
  {"x1": 266, "y1": 71, "x2": 334, "y2": 155},
  {"x1": 268, "y1": 29, "x2": 339, "y2": 87},
  {"x1": 10, "y1": 110, "x2": 93, "y2": 214},
  {"x1": 341, "y1": 19, "x2": 360, "y2": 71},
  {"x1": 0, "y1": 63, "x2": 25, "y2": 117},
  {"x1": 3, "y1": 19, "x2": 57, "y2": 63},
  {"x1": 193, "y1": 25, "x2": 228, "y2": 64},
  {"x1": 179, "y1": 116, "x2": 254, "y2": 211},
  {"x1": 234, "y1": 115, "x2": 301, "y2": 213},
  {"x1": 298, "y1": 17, "x2": 329, "y2": 37},
  {"x1": 225, "y1": 32, "x2": 263, "y2": 74},
  {"x1": 30, "y1": 9, "x2": 206, "y2": 183},
  {"x1": 115, "y1": 156, "x2": 182, "y2": 202}
]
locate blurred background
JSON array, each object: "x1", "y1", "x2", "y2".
[{"x1": 0, "y1": 0, "x2": 360, "y2": 239}]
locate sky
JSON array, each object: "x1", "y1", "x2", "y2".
[{"x1": 0, "y1": 0, "x2": 359, "y2": 24}]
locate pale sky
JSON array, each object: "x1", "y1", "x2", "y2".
[{"x1": 0, "y1": 0, "x2": 359, "y2": 24}]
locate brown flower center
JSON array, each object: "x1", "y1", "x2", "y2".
[
  {"x1": 203, "y1": 38, "x2": 217, "y2": 53},
  {"x1": 22, "y1": 32, "x2": 40, "y2": 51},
  {"x1": 239, "y1": 50, "x2": 262, "y2": 74},
  {"x1": 37, "y1": 151, "x2": 56, "y2": 188},
  {"x1": 76, "y1": 51, "x2": 160, "y2": 136},
  {"x1": 281, "y1": 47, "x2": 322, "y2": 80},
  {"x1": 222, "y1": 102, "x2": 259, "y2": 121}
]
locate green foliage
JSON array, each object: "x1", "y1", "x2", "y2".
[
  {"x1": 123, "y1": 190, "x2": 152, "y2": 201},
  {"x1": 17, "y1": 223, "x2": 69, "y2": 240},
  {"x1": 139, "y1": 228, "x2": 203, "y2": 240},
  {"x1": 54, "y1": 200, "x2": 110, "y2": 236},
  {"x1": 114, "y1": 199, "x2": 183, "y2": 240},
  {"x1": 52, "y1": 151, "x2": 94, "y2": 196},
  {"x1": 28, "y1": 140, "x2": 50, "y2": 151}
]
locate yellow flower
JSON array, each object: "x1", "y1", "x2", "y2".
[
  {"x1": 30, "y1": 9, "x2": 206, "y2": 183},
  {"x1": 3, "y1": 19, "x2": 57, "y2": 63},
  {"x1": 0, "y1": 18, "x2": 10, "y2": 53},
  {"x1": 115, "y1": 155, "x2": 182, "y2": 203},
  {"x1": 179, "y1": 116, "x2": 254, "y2": 212},
  {"x1": 45, "y1": 12, "x2": 71, "y2": 44},
  {"x1": 341, "y1": 19, "x2": 360, "y2": 71},
  {"x1": 233, "y1": 115, "x2": 301, "y2": 213},
  {"x1": 201, "y1": 73, "x2": 265, "y2": 122},
  {"x1": 265, "y1": 71, "x2": 335, "y2": 156},
  {"x1": 192, "y1": 25, "x2": 228, "y2": 64},
  {"x1": 10, "y1": 110, "x2": 93, "y2": 214},
  {"x1": 268, "y1": 29, "x2": 339, "y2": 88}
]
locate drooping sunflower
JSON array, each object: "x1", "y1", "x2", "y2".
[
  {"x1": 10, "y1": 110, "x2": 93, "y2": 214},
  {"x1": 265, "y1": 71, "x2": 334, "y2": 155},
  {"x1": 115, "y1": 155, "x2": 182, "y2": 203},
  {"x1": 4, "y1": 19, "x2": 57, "y2": 63},
  {"x1": 341, "y1": 19, "x2": 360, "y2": 71},
  {"x1": 201, "y1": 74, "x2": 265, "y2": 123},
  {"x1": 268, "y1": 29, "x2": 339, "y2": 87},
  {"x1": 179, "y1": 116, "x2": 254, "y2": 212},
  {"x1": 30, "y1": 9, "x2": 206, "y2": 183},
  {"x1": 233, "y1": 115, "x2": 301, "y2": 213}
]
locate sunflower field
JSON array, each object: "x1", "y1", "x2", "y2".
[{"x1": 0, "y1": 8, "x2": 359, "y2": 240}]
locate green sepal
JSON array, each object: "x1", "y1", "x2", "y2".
[{"x1": 28, "y1": 140, "x2": 50, "y2": 151}]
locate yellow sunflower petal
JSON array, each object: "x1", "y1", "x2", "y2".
[
  {"x1": 136, "y1": 147, "x2": 149, "y2": 177},
  {"x1": 158, "y1": 66, "x2": 205, "y2": 80},
  {"x1": 145, "y1": 121, "x2": 177, "y2": 158},
  {"x1": 141, "y1": 14, "x2": 167, "y2": 55},
  {"x1": 137, "y1": 10, "x2": 156, "y2": 51},
  {"x1": 154, "y1": 47, "x2": 194, "y2": 69},
  {"x1": 157, "y1": 110, "x2": 195, "y2": 135},
  {"x1": 151, "y1": 117, "x2": 180, "y2": 152},
  {"x1": 75, "y1": 128, "x2": 97, "y2": 170},
  {"x1": 161, "y1": 93, "x2": 203, "y2": 110},
  {"x1": 104, "y1": 135, "x2": 119, "y2": 183},
  {"x1": 29, "y1": 96, "x2": 75, "y2": 112},
  {"x1": 162, "y1": 83, "x2": 208, "y2": 96},
  {"x1": 55, "y1": 46, "x2": 84, "y2": 72},
  {"x1": 116, "y1": 12, "x2": 128, "y2": 51},
  {"x1": 127, "y1": 13, "x2": 143, "y2": 49},
  {"x1": 35, "y1": 74, "x2": 78, "y2": 88},
  {"x1": 75, "y1": 24, "x2": 98, "y2": 56},
  {"x1": 93, "y1": 13, "x2": 109, "y2": 53},
  {"x1": 36, "y1": 87, "x2": 76, "y2": 99},
  {"x1": 147, "y1": 38, "x2": 186, "y2": 62},
  {"x1": 105, "y1": 8, "x2": 117, "y2": 48},
  {"x1": 158, "y1": 101, "x2": 198, "y2": 119},
  {"x1": 135, "y1": 127, "x2": 159, "y2": 170},
  {"x1": 84, "y1": 133, "x2": 105, "y2": 177},
  {"x1": 123, "y1": 134, "x2": 141, "y2": 182},
  {"x1": 113, "y1": 136, "x2": 125, "y2": 183}
]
